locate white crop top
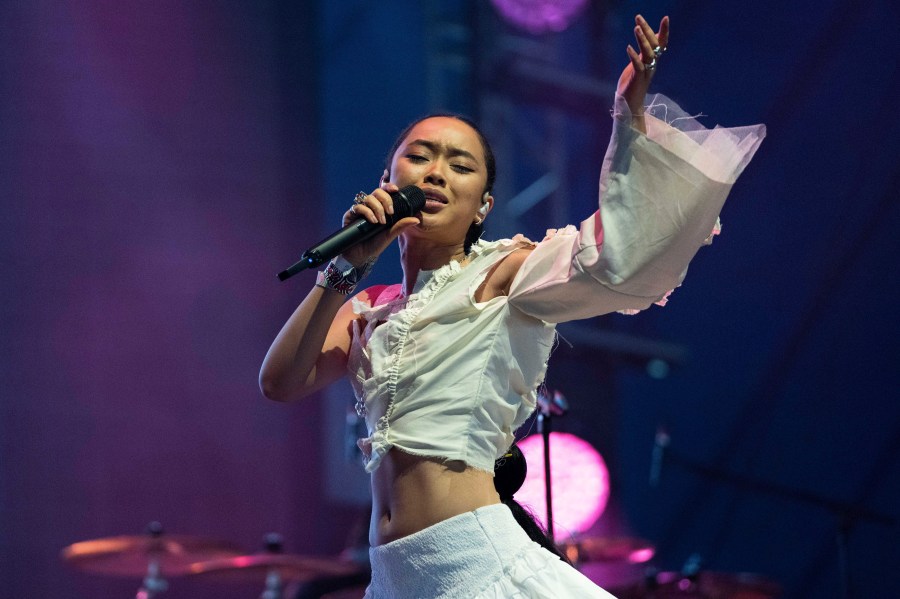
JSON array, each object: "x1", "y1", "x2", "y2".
[{"x1": 347, "y1": 94, "x2": 766, "y2": 474}]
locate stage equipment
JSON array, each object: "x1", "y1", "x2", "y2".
[
  {"x1": 610, "y1": 570, "x2": 782, "y2": 599},
  {"x1": 490, "y1": 0, "x2": 589, "y2": 35},
  {"x1": 518, "y1": 420, "x2": 610, "y2": 541},
  {"x1": 559, "y1": 536, "x2": 655, "y2": 565},
  {"x1": 60, "y1": 521, "x2": 243, "y2": 598},
  {"x1": 652, "y1": 430, "x2": 896, "y2": 599},
  {"x1": 187, "y1": 533, "x2": 363, "y2": 599},
  {"x1": 188, "y1": 554, "x2": 363, "y2": 590}
]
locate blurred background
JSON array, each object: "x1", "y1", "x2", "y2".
[{"x1": 2, "y1": 0, "x2": 898, "y2": 597}]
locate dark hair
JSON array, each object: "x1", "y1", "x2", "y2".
[
  {"x1": 385, "y1": 114, "x2": 495, "y2": 254},
  {"x1": 494, "y1": 445, "x2": 572, "y2": 565}
]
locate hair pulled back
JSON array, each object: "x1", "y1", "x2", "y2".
[{"x1": 494, "y1": 445, "x2": 572, "y2": 564}]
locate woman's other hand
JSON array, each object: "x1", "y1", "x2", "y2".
[{"x1": 616, "y1": 14, "x2": 670, "y2": 133}]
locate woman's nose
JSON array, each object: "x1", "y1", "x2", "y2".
[{"x1": 424, "y1": 163, "x2": 446, "y2": 186}]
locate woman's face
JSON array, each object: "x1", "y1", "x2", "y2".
[{"x1": 388, "y1": 117, "x2": 491, "y2": 245}]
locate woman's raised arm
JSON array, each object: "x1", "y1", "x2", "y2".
[
  {"x1": 503, "y1": 15, "x2": 765, "y2": 322},
  {"x1": 618, "y1": 15, "x2": 670, "y2": 133}
]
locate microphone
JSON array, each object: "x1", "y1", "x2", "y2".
[
  {"x1": 649, "y1": 426, "x2": 670, "y2": 488},
  {"x1": 277, "y1": 185, "x2": 426, "y2": 281},
  {"x1": 537, "y1": 390, "x2": 570, "y2": 417}
]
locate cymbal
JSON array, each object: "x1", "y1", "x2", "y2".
[
  {"x1": 61, "y1": 534, "x2": 245, "y2": 577},
  {"x1": 560, "y1": 536, "x2": 656, "y2": 564},
  {"x1": 186, "y1": 554, "x2": 364, "y2": 583},
  {"x1": 610, "y1": 571, "x2": 782, "y2": 599}
]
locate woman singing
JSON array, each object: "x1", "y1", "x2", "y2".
[{"x1": 260, "y1": 14, "x2": 764, "y2": 598}]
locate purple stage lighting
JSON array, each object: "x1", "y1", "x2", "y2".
[
  {"x1": 518, "y1": 432, "x2": 609, "y2": 541},
  {"x1": 490, "y1": 0, "x2": 589, "y2": 35}
]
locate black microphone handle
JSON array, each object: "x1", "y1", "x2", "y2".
[
  {"x1": 297, "y1": 218, "x2": 383, "y2": 271},
  {"x1": 277, "y1": 185, "x2": 424, "y2": 281}
]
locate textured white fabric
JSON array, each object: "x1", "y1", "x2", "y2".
[
  {"x1": 350, "y1": 237, "x2": 553, "y2": 474},
  {"x1": 363, "y1": 504, "x2": 615, "y2": 599},
  {"x1": 348, "y1": 95, "x2": 765, "y2": 474}
]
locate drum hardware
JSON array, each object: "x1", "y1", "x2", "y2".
[
  {"x1": 610, "y1": 567, "x2": 782, "y2": 598},
  {"x1": 559, "y1": 536, "x2": 655, "y2": 565},
  {"x1": 649, "y1": 430, "x2": 897, "y2": 599},
  {"x1": 186, "y1": 533, "x2": 364, "y2": 598},
  {"x1": 60, "y1": 521, "x2": 244, "y2": 598}
]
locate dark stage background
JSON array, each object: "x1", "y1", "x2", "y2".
[{"x1": 2, "y1": 1, "x2": 898, "y2": 598}]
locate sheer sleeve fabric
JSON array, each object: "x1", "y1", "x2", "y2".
[{"x1": 507, "y1": 93, "x2": 766, "y2": 323}]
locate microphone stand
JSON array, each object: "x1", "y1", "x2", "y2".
[
  {"x1": 657, "y1": 438, "x2": 895, "y2": 599},
  {"x1": 536, "y1": 391, "x2": 569, "y2": 540},
  {"x1": 537, "y1": 409, "x2": 554, "y2": 540}
]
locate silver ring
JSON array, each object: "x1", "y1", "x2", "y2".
[
  {"x1": 644, "y1": 57, "x2": 657, "y2": 72},
  {"x1": 653, "y1": 45, "x2": 666, "y2": 58},
  {"x1": 353, "y1": 191, "x2": 367, "y2": 205}
]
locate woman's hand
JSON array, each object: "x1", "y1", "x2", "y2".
[
  {"x1": 616, "y1": 14, "x2": 670, "y2": 133},
  {"x1": 339, "y1": 182, "x2": 420, "y2": 267}
]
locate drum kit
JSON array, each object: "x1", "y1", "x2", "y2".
[
  {"x1": 61, "y1": 524, "x2": 365, "y2": 599},
  {"x1": 62, "y1": 523, "x2": 781, "y2": 598},
  {"x1": 61, "y1": 392, "x2": 787, "y2": 598}
]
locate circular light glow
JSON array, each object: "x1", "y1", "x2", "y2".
[
  {"x1": 517, "y1": 432, "x2": 609, "y2": 540},
  {"x1": 490, "y1": 0, "x2": 589, "y2": 35}
]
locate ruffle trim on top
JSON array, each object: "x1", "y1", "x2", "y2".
[
  {"x1": 353, "y1": 237, "x2": 537, "y2": 473},
  {"x1": 355, "y1": 252, "x2": 470, "y2": 474}
]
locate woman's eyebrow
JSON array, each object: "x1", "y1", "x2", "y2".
[{"x1": 407, "y1": 139, "x2": 480, "y2": 164}]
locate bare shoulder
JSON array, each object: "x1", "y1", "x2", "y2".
[
  {"x1": 354, "y1": 284, "x2": 401, "y2": 308},
  {"x1": 477, "y1": 246, "x2": 535, "y2": 301},
  {"x1": 502, "y1": 246, "x2": 534, "y2": 272},
  {"x1": 338, "y1": 284, "x2": 401, "y2": 321}
]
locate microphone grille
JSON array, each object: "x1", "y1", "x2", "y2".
[{"x1": 392, "y1": 185, "x2": 426, "y2": 221}]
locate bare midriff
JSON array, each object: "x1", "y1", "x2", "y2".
[{"x1": 370, "y1": 448, "x2": 501, "y2": 547}]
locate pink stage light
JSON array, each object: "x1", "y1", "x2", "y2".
[
  {"x1": 490, "y1": 0, "x2": 590, "y2": 35},
  {"x1": 517, "y1": 432, "x2": 609, "y2": 540}
]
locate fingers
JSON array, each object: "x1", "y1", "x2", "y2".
[
  {"x1": 634, "y1": 14, "x2": 661, "y2": 53},
  {"x1": 657, "y1": 15, "x2": 670, "y2": 49},
  {"x1": 630, "y1": 14, "x2": 669, "y2": 75},
  {"x1": 626, "y1": 45, "x2": 644, "y2": 73},
  {"x1": 346, "y1": 187, "x2": 397, "y2": 225}
]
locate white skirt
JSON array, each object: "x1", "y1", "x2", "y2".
[{"x1": 364, "y1": 503, "x2": 616, "y2": 599}]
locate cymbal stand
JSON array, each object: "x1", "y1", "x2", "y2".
[
  {"x1": 259, "y1": 533, "x2": 285, "y2": 599},
  {"x1": 136, "y1": 558, "x2": 168, "y2": 599},
  {"x1": 134, "y1": 522, "x2": 169, "y2": 599},
  {"x1": 260, "y1": 569, "x2": 284, "y2": 599}
]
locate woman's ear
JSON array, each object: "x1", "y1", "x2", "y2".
[
  {"x1": 476, "y1": 192, "x2": 494, "y2": 224},
  {"x1": 379, "y1": 169, "x2": 390, "y2": 188}
]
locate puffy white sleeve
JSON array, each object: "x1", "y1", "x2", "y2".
[{"x1": 506, "y1": 93, "x2": 766, "y2": 323}]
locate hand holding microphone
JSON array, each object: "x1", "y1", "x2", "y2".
[{"x1": 278, "y1": 184, "x2": 425, "y2": 281}]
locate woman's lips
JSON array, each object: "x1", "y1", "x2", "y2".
[
  {"x1": 421, "y1": 190, "x2": 448, "y2": 212},
  {"x1": 423, "y1": 198, "x2": 446, "y2": 212}
]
